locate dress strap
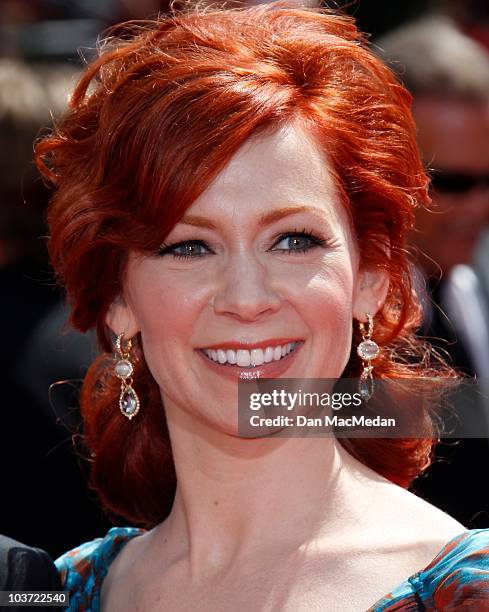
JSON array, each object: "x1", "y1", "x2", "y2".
[{"x1": 56, "y1": 526, "x2": 145, "y2": 611}]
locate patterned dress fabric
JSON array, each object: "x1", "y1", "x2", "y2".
[{"x1": 56, "y1": 527, "x2": 489, "y2": 611}]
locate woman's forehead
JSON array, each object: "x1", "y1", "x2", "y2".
[{"x1": 183, "y1": 123, "x2": 347, "y2": 229}]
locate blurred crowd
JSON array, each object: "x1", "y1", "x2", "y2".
[{"x1": 1, "y1": 0, "x2": 489, "y2": 560}]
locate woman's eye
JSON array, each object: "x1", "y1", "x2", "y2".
[
  {"x1": 158, "y1": 240, "x2": 211, "y2": 259},
  {"x1": 157, "y1": 232, "x2": 327, "y2": 259},
  {"x1": 271, "y1": 232, "x2": 326, "y2": 253}
]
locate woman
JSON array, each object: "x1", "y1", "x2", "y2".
[{"x1": 35, "y1": 4, "x2": 489, "y2": 610}]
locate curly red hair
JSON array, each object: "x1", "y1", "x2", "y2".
[{"x1": 35, "y1": 3, "x2": 453, "y2": 526}]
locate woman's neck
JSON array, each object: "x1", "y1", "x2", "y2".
[{"x1": 150, "y1": 403, "x2": 390, "y2": 579}]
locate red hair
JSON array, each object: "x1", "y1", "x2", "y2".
[{"x1": 35, "y1": 3, "x2": 454, "y2": 526}]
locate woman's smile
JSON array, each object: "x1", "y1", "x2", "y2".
[{"x1": 197, "y1": 339, "x2": 305, "y2": 381}]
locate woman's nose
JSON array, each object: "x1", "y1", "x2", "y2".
[{"x1": 212, "y1": 252, "x2": 281, "y2": 322}]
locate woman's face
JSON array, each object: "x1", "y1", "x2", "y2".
[{"x1": 107, "y1": 123, "x2": 387, "y2": 432}]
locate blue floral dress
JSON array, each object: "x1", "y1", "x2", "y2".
[{"x1": 57, "y1": 527, "x2": 489, "y2": 610}]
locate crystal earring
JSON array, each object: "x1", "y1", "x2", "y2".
[
  {"x1": 356, "y1": 314, "x2": 380, "y2": 401},
  {"x1": 114, "y1": 333, "x2": 140, "y2": 420}
]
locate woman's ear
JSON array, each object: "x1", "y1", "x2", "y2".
[
  {"x1": 352, "y1": 267, "x2": 390, "y2": 322},
  {"x1": 105, "y1": 294, "x2": 140, "y2": 338}
]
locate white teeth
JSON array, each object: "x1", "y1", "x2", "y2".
[
  {"x1": 250, "y1": 348, "x2": 264, "y2": 366},
  {"x1": 203, "y1": 342, "x2": 299, "y2": 367},
  {"x1": 237, "y1": 350, "x2": 251, "y2": 367}
]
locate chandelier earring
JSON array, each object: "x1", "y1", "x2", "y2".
[
  {"x1": 356, "y1": 314, "x2": 380, "y2": 401},
  {"x1": 114, "y1": 333, "x2": 140, "y2": 420}
]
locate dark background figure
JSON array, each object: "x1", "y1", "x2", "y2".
[
  {"x1": 0, "y1": 534, "x2": 61, "y2": 610},
  {"x1": 443, "y1": 0, "x2": 489, "y2": 51},
  {"x1": 0, "y1": 57, "x2": 110, "y2": 559},
  {"x1": 1, "y1": 0, "x2": 488, "y2": 560},
  {"x1": 378, "y1": 15, "x2": 489, "y2": 527}
]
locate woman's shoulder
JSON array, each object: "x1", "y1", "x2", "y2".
[
  {"x1": 56, "y1": 526, "x2": 145, "y2": 611},
  {"x1": 370, "y1": 528, "x2": 489, "y2": 610}
]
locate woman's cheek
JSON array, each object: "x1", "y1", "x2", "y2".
[{"x1": 303, "y1": 268, "x2": 354, "y2": 375}]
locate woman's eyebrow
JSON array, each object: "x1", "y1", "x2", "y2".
[{"x1": 179, "y1": 205, "x2": 329, "y2": 230}]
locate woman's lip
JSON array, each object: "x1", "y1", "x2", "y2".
[
  {"x1": 200, "y1": 338, "x2": 302, "y2": 350},
  {"x1": 196, "y1": 342, "x2": 304, "y2": 381}
]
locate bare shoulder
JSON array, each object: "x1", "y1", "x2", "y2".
[
  {"x1": 370, "y1": 478, "x2": 467, "y2": 554},
  {"x1": 318, "y1": 477, "x2": 471, "y2": 597},
  {"x1": 340, "y1": 443, "x2": 467, "y2": 557},
  {"x1": 100, "y1": 528, "x2": 155, "y2": 611}
]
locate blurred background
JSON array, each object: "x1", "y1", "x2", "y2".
[{"x1": 1, "y1": 0, "x2": 489, "y2": 560}]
